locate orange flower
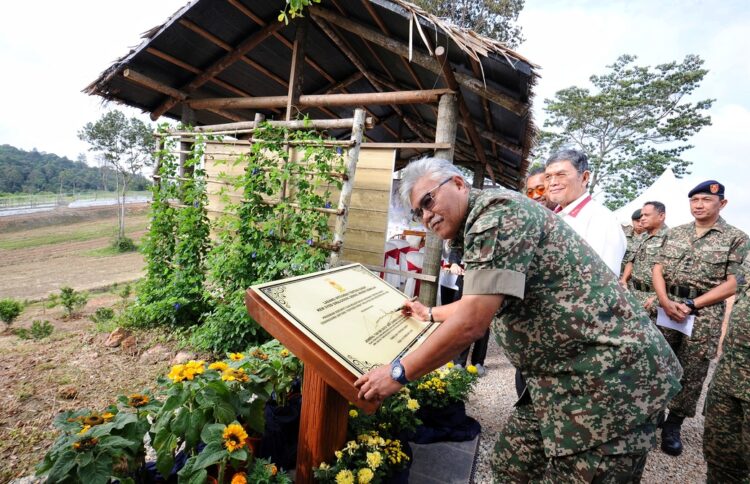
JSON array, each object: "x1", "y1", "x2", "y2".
[{"x1": 230, "y1": 472, "x2": 247, "y2": 484}]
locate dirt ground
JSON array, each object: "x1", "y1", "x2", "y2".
[
  {"x1": 0, "y1": 206, "x2": 180, "y2": 481},
  {"x1": 0, "y1": 207, "x2": 148, "y2": 301}
]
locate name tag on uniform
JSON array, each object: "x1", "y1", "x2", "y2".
[{"x1": 656, "y1": 308, "x2": 695, "y2": 337}]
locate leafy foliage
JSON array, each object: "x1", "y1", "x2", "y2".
[
  {"x1": 277, "y1": 0, "x2": 321, "y2": 25},
  {"x1": 348, "y1": 388, "x2": 421, "y2": 441},
  {"x1": 0, "y1": 298, "x2": 23, "y2": 328},
  {"x1": 314, "y1": 431, "x2": 411, "y2": 484},
  {"x1": 49, "y1": 286, "x2": 88, "y2": 318},
  {"x1": 537, "y1": 54, "x2": 714, "y2": 209},
  {"x1": 0, "y1": 144, "x2": 150, "y2": 194},
  {"x1": 407, "y1": 363, "x2": 478, "y2": 408},
  {"x1": 412, "y1": 0, "x2": 525, "y2": 47},
  {"x1": 16, "y1": 320, "x2": 54, "y2": 340}
]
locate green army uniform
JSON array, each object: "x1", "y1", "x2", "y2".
[
  {"x1": 627, "y1": 226, "x2": 669, "y2": 317},
  {"x1": 456, "y1": 188, "x2": 682, "y2": 482},
  {"x1": 622, "y1": 225, "x2": 645, "y2": 275},
  {"x1": 703, "y1": 250, "x2": 750, "y2": 483},
  {"x1": 655, "y1": 217, "x2": 748, "y2": 418}
]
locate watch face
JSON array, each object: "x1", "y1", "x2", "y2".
[{"x1": 391, "y1": 364, "x2": 403, "y2": 379}]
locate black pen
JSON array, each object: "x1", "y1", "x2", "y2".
[{"x1": 392, "y1": 296, "x2": 418, "y2": 313}]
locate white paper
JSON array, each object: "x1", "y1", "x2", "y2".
[{"x1": 656, "y1": 308, "x2": 695, "y2": 337}]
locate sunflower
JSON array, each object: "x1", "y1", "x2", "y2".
[
  {"x1": 72, "y1": 436, "x2": 99, "y2": 452},
  {"x1": 182, "y1": 360, "x2": 205, "y2": 380},
  {"x1": 128, "y1": 394, "x2": 150, "y2": 407},
  {"x1": 230, "y1": 472, "x2": 247, "y2": 484},
  {"x1": 251, "y1": 349, "x2": 268, "y2": 360},
  {"x1": 82, "y1": 414, "x2": 105, "y2": 426},
  {"x1": 229, "y1": 352, "x2": 244, "y2": 361},
  {"x1": 168, "y1": 364, "x2": 186, "y2": 383},
  {"x1": 77, "y1": 425, "x2": 91, "y2": 435},
  {"x1": 221, "y1": 368, "x2": 249, "y2": 382},
  {"x1": 102, "y1": 412, "x2": 115, "y2": 421},
  {"x1": 208, "y1": 361, "x2": 228, "y2": 372},
  {"x1": 223, "y1": 423, "x2": 249, "y2": 452}
]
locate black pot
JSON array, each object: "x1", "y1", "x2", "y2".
[
  {"x1": 257, "y1": 393, "x2": 302, "y2": 470},
  {"x1": 412, "y1": 401, "x2": 481, "y2": 444}
]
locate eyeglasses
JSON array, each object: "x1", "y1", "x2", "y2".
[
  {"x1": 411, "y1": 177, "x2": 453, "y2": 222},
  {"x1": 526, "y1": 186, "x2": 545, "y2": 198}
]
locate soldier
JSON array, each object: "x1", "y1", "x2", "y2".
[
  {"x1": 525, "y1": 166, "x2": 556, "y2": 210},
  {"x1": 355, "y1": 157, "x2": 682, "y2": 482},
  {"x1": 652, "y1": 180, "x2": 749, "y2": 456},
  {"x1": 703, "y1": 248, "x2": 750, "y2": 482},
  {"x1": 621, "y1": 201, "x2": 668, "y2": 316},
  {"x1": 622, "y1": 209, "x2": 646, "y2": 273}
]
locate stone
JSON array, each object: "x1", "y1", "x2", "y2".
[
  {"x1": 121, "y1": 335, "x2": 137, "y2": 352},
  {"x1": 139, "y1": 344, "x2": 171, "y2": 365},
  {"x1": 104, "y1": 327, "x2": 132, "y2": 348},
  {"x1": 171, "y1": 351, "x2": 196, "y2": 365}
]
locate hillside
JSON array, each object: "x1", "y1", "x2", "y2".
[{"x1": 0, "y1": 144, "x2": 150, "y2": 194}]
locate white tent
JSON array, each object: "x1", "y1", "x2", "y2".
[{"x1": 613, "y1": 168, "x2": 695, "y2": 228}]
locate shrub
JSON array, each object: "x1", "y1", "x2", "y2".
[
  {"x1": 0, "y1": 298, "x2": 23, "y2": 328},
  {"x1": 91, "y1": 307, "x2": 117, "y2": 332},
  {"x1": 49, "y1": 286, "x2": 89, "y2": 317},
  {"x1": 112, "y1": 236, "x2": 137, "y2": 253}
]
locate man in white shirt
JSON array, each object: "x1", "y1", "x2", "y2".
[{"x1": 544, "y1": 149, "x2": 626, "y2": 276}]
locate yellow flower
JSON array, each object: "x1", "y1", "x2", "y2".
[
  {"x1": 78, "y1": 425, "x2": 91, "y2": 435},
  {"x1": 349, "y1": 409, "x2": 358, "y2": 418},
  {"x1": 229, "y1": 352, "x2": 244, "y2": 361},
  {"x1": 168, "y1": 364, "x2": 185, "y2": 383},
  {"x1": 335, "y1": 469, "x2": 354, "y2": 484},
  {"x1": 208, "y1": 361, "x2": 228, "y2": 372},
  {"x1": 221, "y1": 368, "x2": 249, "y2": 382},
  {"x1": 446, "y1": 362, "x2": 454, "y2": 368},
  {"x1": 72, "y1": 436, "x2": 98, "y2": 452},
  {"x1": 319, "y1": 462, "x2": 330, "y2": 470},
  {"x1": 182, "y1": 360, "x2": 205, "y2": 380},
  {"x1": 223, "y1": 423, "x2": 249, "y2": 452},
  {"x1": 366, "y1": 451, "x2": 382, "y2": 469},
  {"x1": 230, "y1": 472, "x2": 247, "y2": 484},
  {"x1": 345, "y1": 440, "x2": 359, "y2": 454},
  {"x1": 280, "y1": 349, "x2": 290, "y2": 357},
  {"x1": 128, "y1": 394, "x2": 150, "y2": 407},
  {"x1": 102, "y1": 412, "x2": 115, "y2": 421},
  {"x1": 335, "y1": 450, "x2": 343, "y2": 459},
  {"x1": 466, "y1": 365, "x2": 478, "y2": 374},
  {"x1": 357, "y1": 468, "x2": 374, "y2": 483},
  {"x1": 406, "y1": 399, "x2": 420, "y2": 411},
  {"x1": 251, "y1": 349, "x2": 269, "y2": 360}
]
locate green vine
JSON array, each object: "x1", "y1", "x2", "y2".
[{"x1": 277, "y1": 0, "x2": 321, "y2": 25}]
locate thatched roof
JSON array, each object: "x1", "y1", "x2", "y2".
[{"x1": 85, "y1": 0, "x2": 539, "y2": 188}]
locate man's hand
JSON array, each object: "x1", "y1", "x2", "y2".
[
  {"x1": 644, "y1": 296, "x2": 656, "y2": 310},
  {"x1": 354, "y1": 365, "x2": 402, "y2": 403},
  {"x1": 449, "y1": 263, "x2": 465, "y2": 276},
  {"x1": 402, "y1": 300, "x2": 429, "y2": 321},
  {"x1": 663, "y1": 299, "x2": 691, "y2": 322}
]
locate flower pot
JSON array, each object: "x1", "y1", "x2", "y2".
[
  {"x1": 412, "y1": 401, "x2": 481, "y2": 444},
  {"x1": 258, "y1": 393, "x2": 302, "y2": 470}
]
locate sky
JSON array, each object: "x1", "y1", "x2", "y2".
[{"x1": 0, "y1": 0, "x2": 748, "y2": 232}]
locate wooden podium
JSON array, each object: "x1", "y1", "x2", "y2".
[{"x1": 245, "y1": 290, "x2": 378, "y2": 483}]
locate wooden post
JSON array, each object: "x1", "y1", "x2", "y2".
[
  {"x1": 473, "y1": 162, "x2": 485, "y2": 188},
  {"x1": 296, "y1": 367, "x2": 349, "y2": 483},
  {"x1": 329, "y1": 108, "x2": 366, "y2": 267},
  {"x1": 286, "y1": 18, "x2": 308, "y2": 121},
  {"x1": 420, "y1": 93, "x2": 458, "y2": 307}
]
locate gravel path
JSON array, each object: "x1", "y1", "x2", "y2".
[{"x1": 465, "y1": 338, "x2": 711, "y2": 483}]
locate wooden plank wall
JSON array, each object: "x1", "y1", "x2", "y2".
[{"x1": 203, "y1": 142, "x2": 394, "y2": 267}]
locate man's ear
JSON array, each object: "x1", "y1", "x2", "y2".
[
  {"x1": 581, "y1": 170, "x2": 591, "y2": 187},
  {"x1": 720, "y1": 198, "x2": 728, "y2": 210}
]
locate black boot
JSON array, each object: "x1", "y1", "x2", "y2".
[{"x1": 661, "y1": 414, "x2": 684, "y2": 456}]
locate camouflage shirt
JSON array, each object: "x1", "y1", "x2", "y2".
[
  {"x1": 628, "y1": 226, "x2": 668, "y2": 286},
  {"x1": 622, "y1": 227, "x2": 645, "y2": 272},
  {"x1": 459, "y1": 188, "x2": 682, "y2": 457},
  {"x1": 711, "y1": 249, "x2": 750, "y2": 401},
  {"x1": 655, "y1": 218, "x2": 748, "y2": 356}
]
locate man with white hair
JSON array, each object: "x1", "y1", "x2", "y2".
[{"x1": 355, "y1": 157, "x2": 681, "y2": 482}]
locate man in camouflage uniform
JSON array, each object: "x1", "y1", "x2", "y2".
[
  {"x1": 703, "y1": 247, "x2": 750, "y2": 482},
  {"x1": 621, "y1": 201, "x2": 668, "y2": 316},
  {"x1": 355, "y1": 157, "x2": 682, "y2": 482},
  {"x1": 652, "y1": 180, "x2": 749, "y2": 456},
  {"x1": 622, "y1": 209, "x2": 646, "y2": 273}
]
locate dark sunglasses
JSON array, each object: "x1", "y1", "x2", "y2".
[{"x1": 411, "y1": 177, "x2": 453, "y2": 222}]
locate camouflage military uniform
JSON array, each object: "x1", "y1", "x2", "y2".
[
  {"x1": 703, "y1": 250, "x2": 750, "y2": 483},
  {"x1": 457, "y1": 188, "x2": 682, "y2": 481},
  {"x1": 655, "y1": 218, "x2": 748, "y2": 417},
  {"x1": 622, "y1": 225, "x2": 645, "y2": 274},
  {"x1": 627, "y1": 226, "x2": 669, "y2": 317}
]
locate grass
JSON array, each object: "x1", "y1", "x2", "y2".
[
  {"x1": 0, "y1": 217, "x2": 149, "y2": 250},
  {"x1": 82, "y1": 245, "x2": 139, "y2": 257}
]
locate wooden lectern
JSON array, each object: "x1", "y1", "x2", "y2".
[{"x1": 245, "y1": 290, "x2": 378, "y2": 483}]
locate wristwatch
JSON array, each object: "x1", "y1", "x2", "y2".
[
  {"x1": 428, "y1": 307, "x2": 434, "y2": 323},
  {"x1": 390, "y1": 359, "x2": 410, "y2": 385},
  {"x1": 683, "y1": 298, "x2": 697, "y2": 314}
]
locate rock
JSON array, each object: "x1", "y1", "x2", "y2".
[
  {"x1": 9, "y1": 476, "x2": 45, "y2": 484},
  {"x1": 171, "y1": 350, "x2": 196, "y2": 365},
  {"x1": 104, "y1": 327, "x2": 132, "y2": 348},
  {"x1": 139, "y1": 344, "x2": 171, "y2": 365},
  {"x1": 57, "y1": 385, "x2": 78, "y2": 399},
  {"x1": 121, "y1": 335, "x2": 137, "y2": 352}
]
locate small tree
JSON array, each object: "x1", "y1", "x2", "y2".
[
  {"x1": 537, "y1": 54, "x2": 714, "y2": 209},
  {"x1": 79, "y1": 110, "x2": 154, "y2": 249},
  {"x1": 49, "y1": 286, "x2": 88, "y2": 318},
  {"x1": 0, "y1": 298, "x2": 23, "y2": 329}
]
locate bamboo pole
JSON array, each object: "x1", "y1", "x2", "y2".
[
  {"x1": 329, "y1": 108, "x2": 366, "y2": 267},
  {"x1": 159, "y1": 117, "x2": 374, "y2": 135}
]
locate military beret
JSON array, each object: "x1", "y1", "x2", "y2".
[
  {"x1": 631, "y1": 209, "x2": 642, "y2": 220},
  {"x1": 688, "y1": 180, "x2": 724, "y2": 199}
]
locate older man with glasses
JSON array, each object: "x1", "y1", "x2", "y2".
[{"x1": 356, "y1": 157, "x2": 682, "y2": 482}]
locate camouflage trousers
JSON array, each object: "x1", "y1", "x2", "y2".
[
  {"x1": 703, "y1": 386, "x2": 750, "y2": 483},
  {"x1": 660, "y1": 326, "x2": 714, "y2": 418},
  {"x1": 490, "y1": 404, "x2": 649, "y2": 483}
]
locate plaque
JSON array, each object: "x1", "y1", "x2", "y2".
[{"x1": 250, "y1": 263, "x2": 437, "y2": 377}]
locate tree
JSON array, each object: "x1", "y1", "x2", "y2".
[
  {"x1": 412, "y1": 0, "x2": 524, "y2": 48},
  {"x1": 79, "y1": 110, "x2": 154, "y2": 246},
  {"x1": 537, "y1": 54, "x2": 714, "y2": 209}
]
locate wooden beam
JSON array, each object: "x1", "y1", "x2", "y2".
[
  {"x1": 187, "y1": 89, "x2": 452, "y2": 110},
  {"x1": 362, "y1": 142, "x2": 452, "y2": 149},
  {"x1": 121, "y1": 69, "x2": 243, "y2": 122},
  {"x1": 309, "y1": 6, "x2": 526, "y2": 116},
  {"x1": 183, "y1": 117, "x2": 375, "y2": 133},
  {"x1": 286, "y1": 19, "x2": 308, "y2": 121},
  {"x1": 470, "y1": 57, "x2": 497, "y2": 157},
  {"x1": 151, "y1": 19, "x2": 284, "y2": 120}
]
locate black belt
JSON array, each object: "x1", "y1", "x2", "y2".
[
  {"x1": 667, "y1": 285, "x2": 703, "y2": 299},
  {"x1": 631, "y1": 278, "x2": 653, "y2": 293}
]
